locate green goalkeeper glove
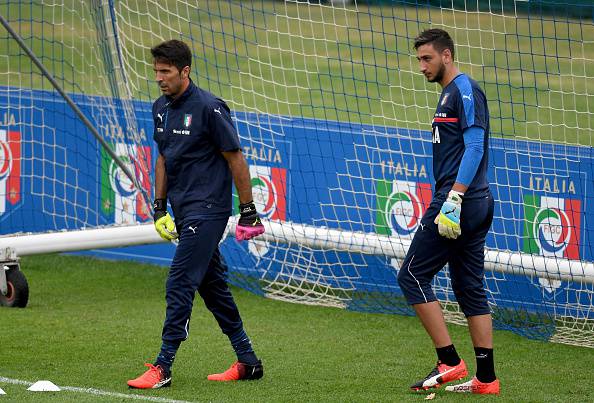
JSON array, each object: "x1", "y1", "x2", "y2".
[
  {"x1": 153, "y1": 198, "x2": 178, "y2": 241},
  {"x1": 434, "y1": 190, "x2": 463, "y2": 239}
]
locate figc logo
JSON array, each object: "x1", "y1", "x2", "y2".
[
  {"x1": 375, "y1": 179, "x2": 431, "y2": 237},
  {"x1": 0, "y1": 129, "x2": 21, "y2": 215},
  {"x1": 250, "y1": 165, "x2": 286, "y2": 221},
  {"x1": 101, "y1": 143, "x2": 151, "y2": 224},
  {"x1": 523, "y1": 194, "x2": 581, "y2": 259}
]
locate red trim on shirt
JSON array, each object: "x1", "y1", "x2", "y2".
[{"x1": 433, "y1": 117, "x2": 459, "y2": 122}]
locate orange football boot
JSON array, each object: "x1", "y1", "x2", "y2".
[
  {"x1": 445, "y1": 376, "x2": 500, "y2": 394},
  {"x1": 411, "y1": 360, "x2": 468, "y2": 391},
  {"x1": 127, "y1": 363, "x2": 171, "y2": 389},
  {"x1": 207, "y1": 360, "x2": 263, "y2": 381}
]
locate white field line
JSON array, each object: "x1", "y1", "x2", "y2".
[{"x1": 0, "y1": 376, "x2": 196, "y2": 403}]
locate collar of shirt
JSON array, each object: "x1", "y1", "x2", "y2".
[{"x1": 165, "y1": 79, "x2": 197, "y2": 107}]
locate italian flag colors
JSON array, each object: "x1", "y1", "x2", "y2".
[
  {"x1": 0, "y1": 129, "x2": 21, "y2": 215},
  {"x1": 101, "y1": 143, "x2": 151, "y2": 224},
  {"x1": 523, "y1": 194, "x2": 581, "y2": 259},
  {"x1": 375, "y1": 179, "x2": 431, "y2": 237},
  {"x1": 248, "y1": 165, "x2": 287, "y2": 221}
]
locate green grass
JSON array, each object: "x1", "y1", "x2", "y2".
[
  {"x1": 1, "y1": 1, "x2": 592, "y2": 145},
  {"x1": 1, "y1": 254, "x2": 592, "y2": 402}
]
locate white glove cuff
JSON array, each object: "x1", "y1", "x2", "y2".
[{"x1": 447, "y1": 189, "x2": 464, "y2": 203}]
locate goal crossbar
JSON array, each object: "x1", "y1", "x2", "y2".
[{"x1": 1, "y1": 222, "x2": 592, "y2": 284}]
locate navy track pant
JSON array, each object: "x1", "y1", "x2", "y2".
[
  {"x1": 397, "y1": 193, "x2": 494, "y2": 317},
  {"x1": 162, "y1": 216, "x2": 244, "y2": 343}
]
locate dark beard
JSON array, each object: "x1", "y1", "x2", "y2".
[{"x1": 428, "y1": 63, "x2": 446, "y2": 83}]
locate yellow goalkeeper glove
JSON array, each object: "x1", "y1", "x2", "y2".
[
  {"x1": 434, "y1": 190, "x2": 463, "y2": 239},
  {"x1": 153, "y1": 198, "x2": 178, "y2": 241}
]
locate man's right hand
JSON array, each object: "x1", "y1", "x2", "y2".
[{"x1": 153, "y1": 199, "x2": 178, "y2": 241}]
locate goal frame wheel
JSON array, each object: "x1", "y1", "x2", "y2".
[{"x1": 0, "y1": 262, "x2": 29, "y2": 308}]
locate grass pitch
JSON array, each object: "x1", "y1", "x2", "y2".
[{"x1": 1, "y1": 254, "x2": 592, "y2": 402}]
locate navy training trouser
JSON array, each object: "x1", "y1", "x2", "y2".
[
  {"x1": 162, "y1": 216, "x2": 244, "y2": 343},
  {"x1": 397, "y1": 194, "x2": 494, "y2": 317}
]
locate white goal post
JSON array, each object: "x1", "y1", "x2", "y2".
[{"x1": 1, "y1": 222, "x2": 592, "y2": 285}]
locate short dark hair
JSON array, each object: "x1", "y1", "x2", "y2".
[
  {"x1": 413, "y1": 29, "x2": 455, "y2": 59},
  {"x1": 150, "y1": 40, "x2": 192, "y2": 72}
]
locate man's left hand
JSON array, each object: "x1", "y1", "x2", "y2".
[
  {"x1": 236, "y1": 201, "x2": 265, "y2": 241},
  {"x1": 434, "y1": 190, "x2": 463, "y2": 239}
]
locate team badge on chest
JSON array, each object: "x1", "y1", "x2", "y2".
[{"x1": 183, "y1": 114, "x2": 192, "y2": 128}]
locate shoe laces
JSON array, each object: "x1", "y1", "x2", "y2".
[
  {"x1": 421, "y1": 361, "x2": 442, "y2": 378},
  {"x1": 144, "y1": 363, "x2": 164, "y2": 380}
]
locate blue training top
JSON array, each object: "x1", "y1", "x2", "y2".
[
  {"x1": 153, "y1": 80, "x2": 241, "y2": 219},
  {"x1": 431, "y1": 73, "x2": 490, "y2": 199}
]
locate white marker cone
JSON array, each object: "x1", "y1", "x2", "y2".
[{"x1": 27, "y1": 380, "x2": 61, "y2": 392}]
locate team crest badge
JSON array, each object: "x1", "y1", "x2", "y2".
[
  {"x1": 183, "y1": 114, "x2": 192, "y2": 128},
  {"x1": 522, "y1": 193, "x2": 581, "y2": 295},
  {"x1": 440, "y1": 93, "x2": 450, "y2": 106},
  {"x1": 0, "y1": 129, "x2": 21, "y2": 215},
  {"x1": 101, "y1": 143, "x2": 151, "y2": 224},
  {"x1": 375, "y1": 179, "x2": 431, "y2": 238},
  {"x1": 250, "y1": 165, "x2": 287, "y2": 221},
  {"x1": 523, "y1": 194, "x2": 581, "y2": 260}
]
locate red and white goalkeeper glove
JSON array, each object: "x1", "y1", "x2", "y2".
[{"x1": 236, "y1": 201, "x2": 265, "y2": 241}]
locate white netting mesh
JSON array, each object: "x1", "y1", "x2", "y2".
[{"x1": 0, "y1": 0, "x2": 592, "y2": 347}]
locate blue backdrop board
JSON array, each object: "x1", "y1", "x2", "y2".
[{"x1": 1, "y1": 87, "x2": 592, "y2": 338}]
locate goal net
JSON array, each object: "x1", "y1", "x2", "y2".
[{"x1": 0, "y1": 0, "x2": 592, "y2": 348}]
